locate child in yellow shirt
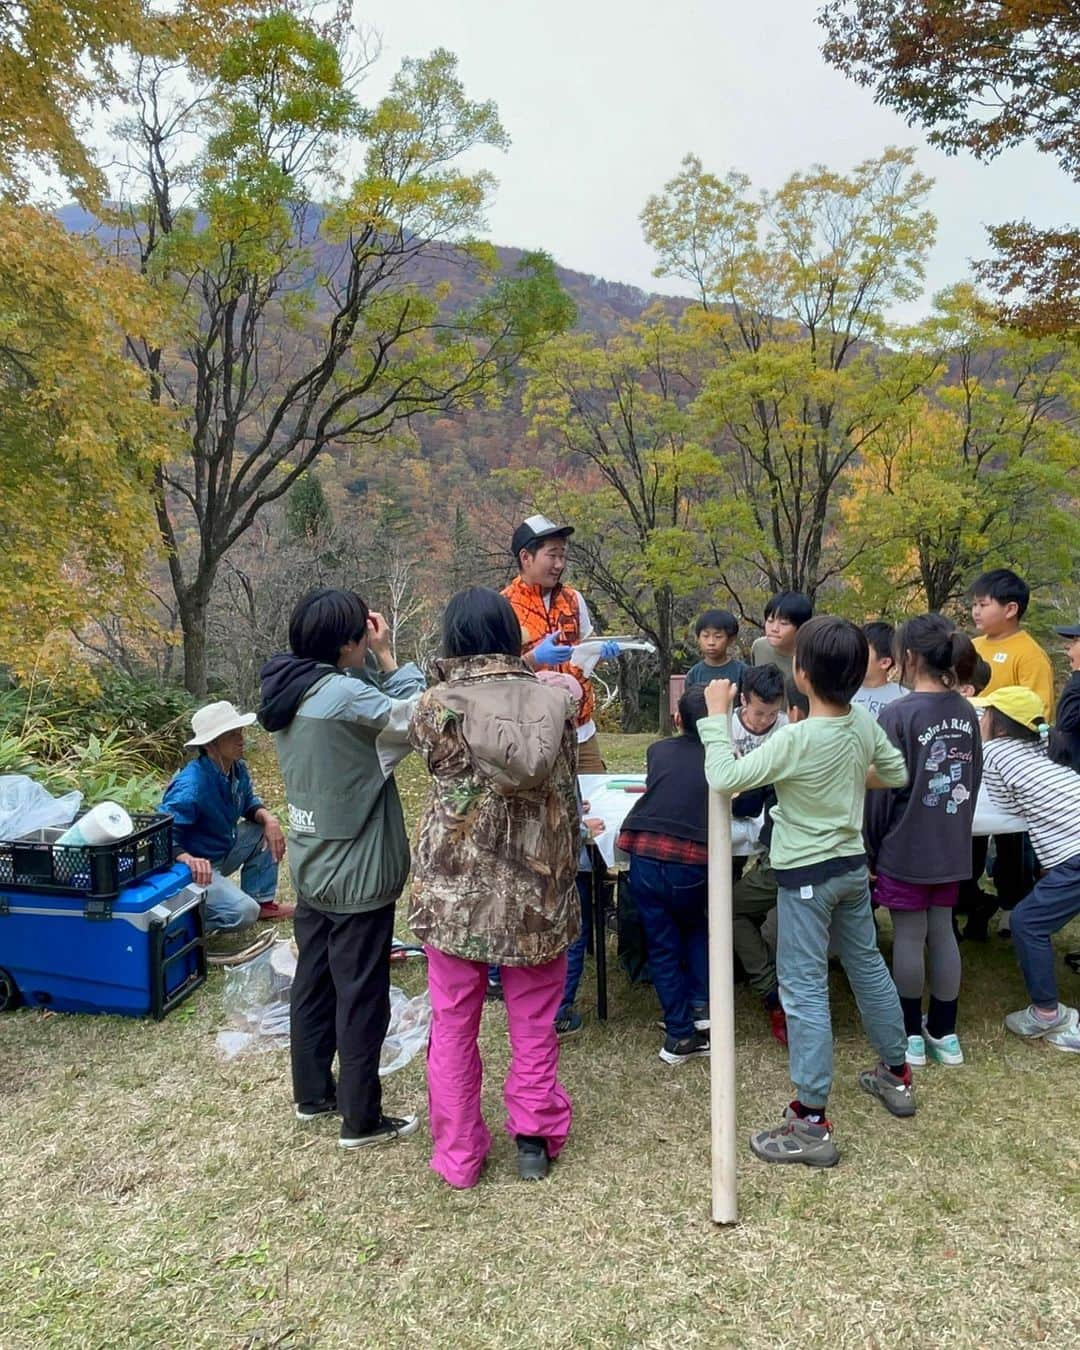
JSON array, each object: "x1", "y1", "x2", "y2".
[
  {"x1": 970, "y1": 569, "x2": 1054, "y2": 717},
  {"x1": 970, "y1": 567, "x2": 1053, "y2": 934}
]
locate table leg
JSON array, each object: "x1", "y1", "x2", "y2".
[{"x1": 593, "y1": 851, "x2": 608, "y2": 1022}]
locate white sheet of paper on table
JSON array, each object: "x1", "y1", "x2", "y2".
[{"x1": 578, "y1": 773, "x2": 763, "y2": 867}]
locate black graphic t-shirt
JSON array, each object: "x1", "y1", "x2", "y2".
[{"x1": 864, "y1": 690, "x2": 983, "y2": 884}]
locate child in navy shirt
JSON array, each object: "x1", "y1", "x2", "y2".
[
  {"x1": 618, "y1": 686, "x2": 711, "y2": 1066},
  {"x1": 864, "y1": 616, "x2": 982, "y2": 1068},
  {"x1": 684, "y1": 609, "x2": 745, "y2": 688}
]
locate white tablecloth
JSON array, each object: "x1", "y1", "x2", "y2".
[
  {"x1": 578, "y1": 774, "x2": 1026, "y2": 868},
  {"x1": 579, "y1": 774, "x2": 761, "y2": 867}
]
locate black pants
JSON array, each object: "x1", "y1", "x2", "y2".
[
  {"x1": 290, "y1": 900, "x2": 395, "y2": 1133},
  {"x1": 991, "y1": 832, "x2": 1038, "y2": 912}
]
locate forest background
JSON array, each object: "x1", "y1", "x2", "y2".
[{"x1": 2, "y1": 0, "x2": 1079, "y2": 765}]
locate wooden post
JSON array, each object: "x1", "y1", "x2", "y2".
[{"x1": 708, "y1": 786, "x2": 738, "y2": 1225}]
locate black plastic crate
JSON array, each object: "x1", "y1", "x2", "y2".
[{"x1": 0, "y1": 812, "x2": 174, "y2": 900}]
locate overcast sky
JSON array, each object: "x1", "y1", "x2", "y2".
[{"x1": 356, "y1": 0, "x2": 1078, "y2": 320}]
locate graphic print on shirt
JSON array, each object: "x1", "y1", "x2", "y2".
[{"x1": 919, "y1": 717, "x2": 976, "y2": 815}]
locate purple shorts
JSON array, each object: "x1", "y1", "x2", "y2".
[{"x1": 874, "y1": 873, "x2": 960, "y2": 912}]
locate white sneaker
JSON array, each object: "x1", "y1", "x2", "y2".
[
  {"x1": 905, "y1": 1034, "x2": 927, "y2": 1067},
  {"x1": 923, "y1": 1023, "x2": 964, "y2": 1066},
  {"x1": 1047, "y1": 1008, "x2": 1080, "y2": 1054}
]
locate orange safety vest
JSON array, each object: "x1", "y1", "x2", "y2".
[{"x1": 502, "y1": 575, "x2": 595, "y2": 729}]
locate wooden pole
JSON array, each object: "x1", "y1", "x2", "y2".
[{"x1": 707, "y1": 786, "x2": 737, "y2": 1225}]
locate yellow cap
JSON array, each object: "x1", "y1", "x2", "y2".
[{"x1": 971, "y1": 685, "x2": 1046, "y2": 728}]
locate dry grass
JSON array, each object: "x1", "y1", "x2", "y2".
[{"x1": 1, "y1": 730, "x2": 1079, "y2": 1349}]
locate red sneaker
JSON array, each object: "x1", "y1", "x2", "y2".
[
  {"x1": 258, "y1": 901, "x2": 296, "y2": 922},
  {"x1": 767, "y1": 1005, "x2": 788, "y2": 1047}
]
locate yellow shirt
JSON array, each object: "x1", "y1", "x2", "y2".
[{"x1": 973, "y1": 630, "x2": 1054, "y2": 717}]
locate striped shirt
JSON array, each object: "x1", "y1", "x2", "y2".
[{"x1": 981, "y1": 738, "x2": 1080, "y2": 869}]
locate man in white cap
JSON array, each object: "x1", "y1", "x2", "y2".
[
  {"x1": 160, "y1": 701, "x2": 290, "y2": 930},
  {"x1": 502, "y1": 513, "x2": 620, "y2": 775}
]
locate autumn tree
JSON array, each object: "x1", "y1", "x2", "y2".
[
  {"x1": 521, "y1": 309, "x2": 742, "y2": 730},
  {"x1": 841, "y1": 286, "x2": 1080, "y2": 614},
  {"x1": 0, "y1": 0, "x2": 185, "y2": 672},
  {"x1": 818, "y1": 0, "x2": 1080, "y2": 336},
  {"x1": 643, "y1": 147, "x2": 940, "y2": 599},
  {"x1": 111, "y1": 18, "x2": 573, "y2": 692}
]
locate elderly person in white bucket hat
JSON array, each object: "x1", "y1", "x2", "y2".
[{"x1": 160, "y1": 701, "x2": 291, "y2": 930}]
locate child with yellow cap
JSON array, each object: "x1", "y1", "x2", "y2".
[{"x1": 975, "y1": 686, "x2": 1080, "y2": 1051}]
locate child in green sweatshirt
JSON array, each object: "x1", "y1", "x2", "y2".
[{"x1": 700, "y1": 616, "x2": 913, "y2": 1168}]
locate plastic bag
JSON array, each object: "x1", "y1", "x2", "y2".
[
  {"x1": 570, "y1": 636, "x2": 656, "y2": 678},
  {"x1": 0, "y1": 774, "x2": 82, "y2": 841},
  {"x1": 214, "y1": 938, "x2": 431, "y2": 1076}
]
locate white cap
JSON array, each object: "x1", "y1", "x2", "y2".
[{"x1": 185, "y1": 700, "x2": 257, "y2": 747}]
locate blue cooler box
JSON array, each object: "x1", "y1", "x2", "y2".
[{"x1": 0, "y1": 863, "x2": 206, "y2": 1019}]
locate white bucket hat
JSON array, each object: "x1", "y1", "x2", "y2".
[{"x1": 185, "y1": 700, "x2": 258, "y2": 747}]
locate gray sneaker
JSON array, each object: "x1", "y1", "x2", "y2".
[
  {"x1": 1047, "y1": 1010, "x2": 1080, "y2": 1054},
  {"x1": 749, "y1": 1106, "x2": 839, "y2": 1168},
  {"x1": 1004, "y1": 1003, "x2": 1075, "y2": 1039},
  {"x1": 858, "y1": 1062, "x2": 916, "y2": 1118}
]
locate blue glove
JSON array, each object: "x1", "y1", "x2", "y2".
[
  {"x1": 599, "y1": 640, "x2": 621, "y2": 661},
  {"x1": 532, "y1": 633, "x2": 575, "y2": 667}
]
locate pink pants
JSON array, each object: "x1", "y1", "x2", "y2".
[{"x1": 424, "y1": 946, "x2": 573, "y2": 1190}]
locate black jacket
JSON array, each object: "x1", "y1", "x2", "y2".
[
  {"x1": 621, "y1": 734, "x2": 709, "y2": 844},
  {"x1": 1052, "y1": 672, "x2": 1080, "y2": 773}
]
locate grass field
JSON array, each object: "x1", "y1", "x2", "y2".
[{"x1": 1, "y1": 731, "x2": 1079, "y2": 1349}]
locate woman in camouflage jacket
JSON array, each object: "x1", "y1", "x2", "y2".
[{"x1": 409, "y1": 587, "x2": 580, "y2": 1187}]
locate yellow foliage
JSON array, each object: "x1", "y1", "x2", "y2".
[{"x1": 0, "y1": 205, "x2": 171, "y2": 673}]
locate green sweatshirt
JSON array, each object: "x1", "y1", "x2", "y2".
[{"x1": 699, "y1": 704, "x2": 908, "y2": 882}]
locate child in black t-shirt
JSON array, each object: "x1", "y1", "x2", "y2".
[{"x1": 864, "y1": 615, "x2": 982, "y2": 1068}]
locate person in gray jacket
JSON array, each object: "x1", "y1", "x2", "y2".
[{"x1": 258, "y1": 589, "x2": 426, "y2": 1149}]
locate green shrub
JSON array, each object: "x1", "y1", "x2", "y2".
[{"x1": 0, "y1": 675, "x2": 193, "y2": 812}]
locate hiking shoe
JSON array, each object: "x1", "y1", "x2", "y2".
[
  {"x1": 766, "y1": 1005, "x2": 788, "y2": 1048},
  {"x1": 339, "y1": 1114, "x2": 420, "y2": 1148},
  {"x1": 485, "y1": 977, "x2": 504, "y2": 1003},
  {"x1": 516, "y1": 1135, "x2": 550, "y2": 1181},
  {"x1": 1047, "y1": 1010, "x2": 1080, "y2": 1054},
  {"x1": 658, "y1": 1030, "x2": 710, "y2": 1066},
  {"x1": 555, "y1": 1008, "x2": 583, "y2": 1038},
  {"x1": 858, "y1": 1062, "x2": 916, "y2": 1118},
  {"x1": 905, "y1": 1035, "x2": 927, "y2": 1068},
  {"x1": 692, "y1": 1003, "x2": 710, "y2": 1032},
  {"x1": 923, "y1": 1024, "x2": 964, "y2": 1066},
  {"x1": 295, "y1": 1097, "x2": 337, "y2": 1121},
  {"x1": 258, "y1": 901, "x2": 296, "y2": 922},
  {"x1": 1004, "y1": 1003, "x2": 1075, "y2": 1039},
  {"x1": 749, "y1": 1106, "x2": 839, "y2": 1168}
]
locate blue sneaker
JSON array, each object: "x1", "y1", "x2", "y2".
[
  {"x1": 555, "y1": 1008, "x2": 583, "y2": 1038},
  {"x1": 905, "y1": 1035, "x2": 927, "y2": 1068},
  {"x1": 923, "y1": 1023, "x2": 964, "y2": 1066}
]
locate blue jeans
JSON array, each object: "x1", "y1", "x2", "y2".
[
  {"x1": 628, "y1": 855, "x2": 708, "y2": 1040},
  {"x1": 777, "y1": 865, "x2": 906, "y2": 1108},
  {"x1": 1010, "y1": 853, "x2": 1080, "y2": 1006},
  {"x1": 558, "y1": 874, "x2": 593, "y2": 1018},
  {"x1": 204, "y1": 820, "x2": 277, "y2": 932}
]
